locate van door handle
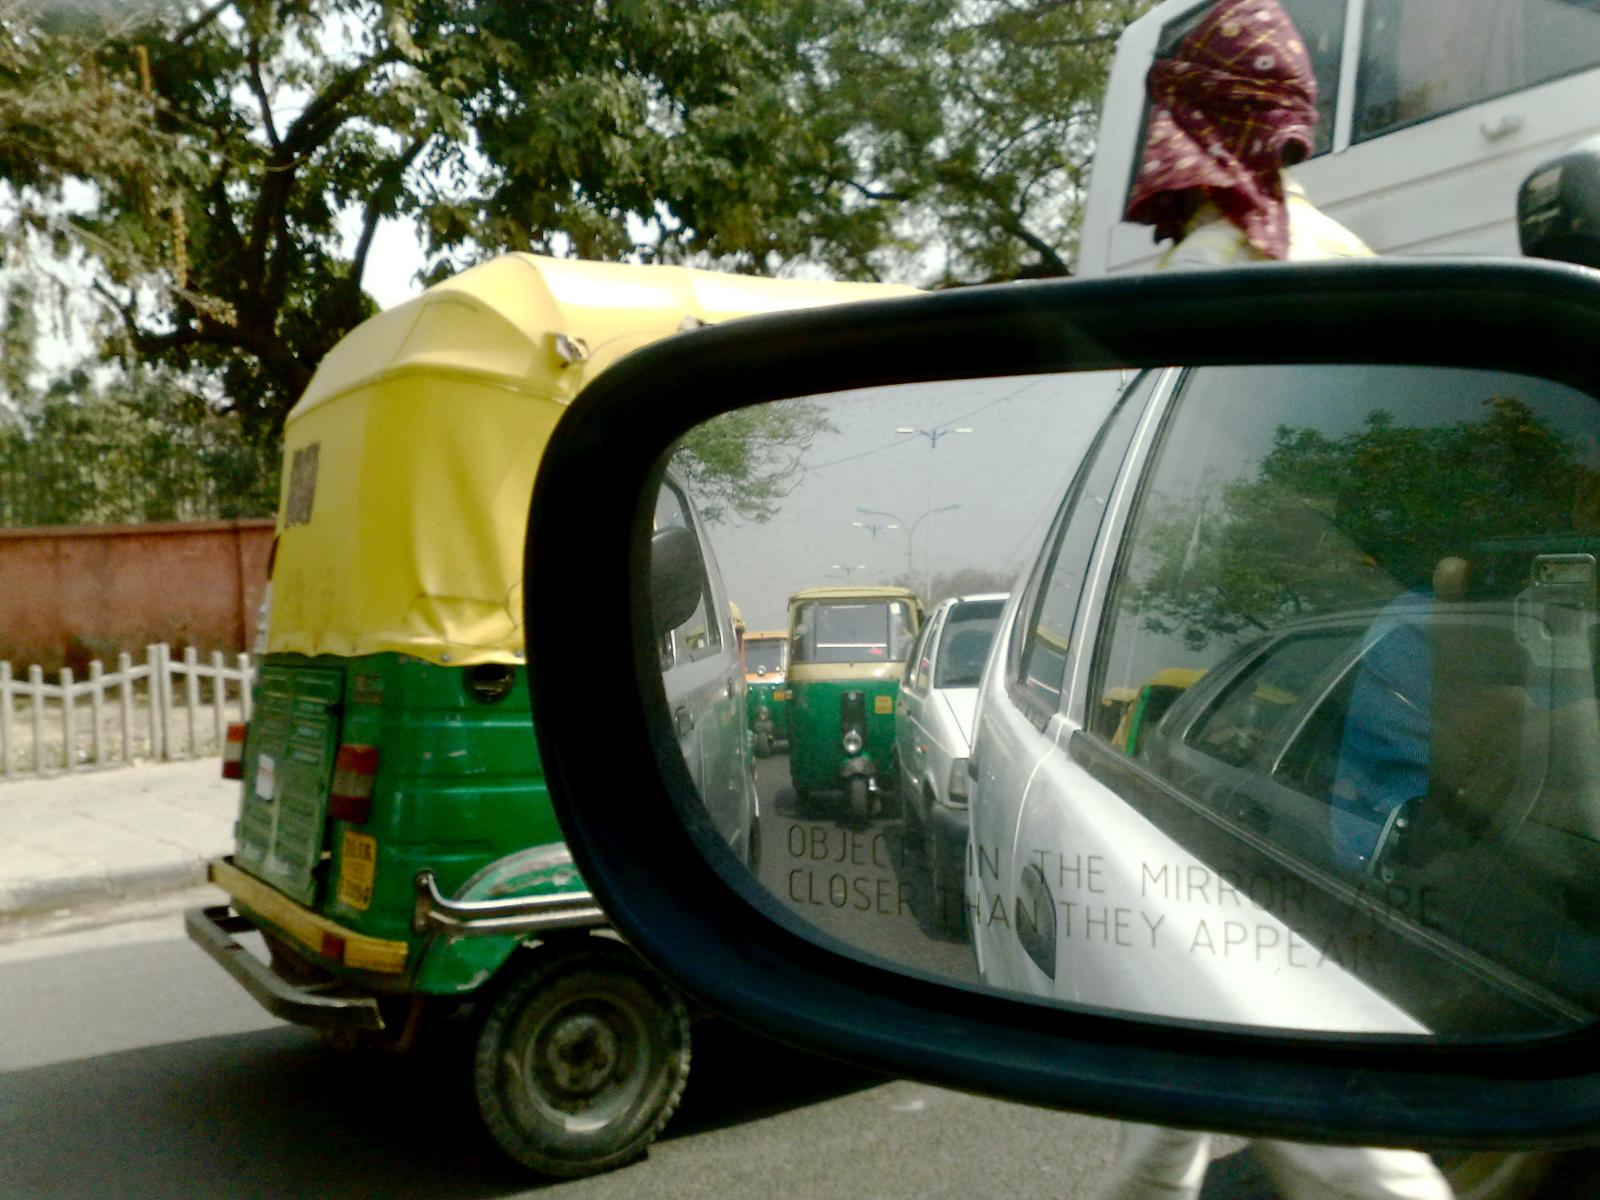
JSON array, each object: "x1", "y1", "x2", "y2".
[
  {"x1": 674, "y1": 706, "x2": 694, "y2": 738},
  {"x1": 1481, "y1": 112, "x2": 1524, "y2": 141}
]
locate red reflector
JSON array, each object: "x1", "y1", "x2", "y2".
[
  {"x1": 329, "y1": 744, "x2": 378, "y2": 824},
  {"x1": 222, "y1": 722, "x2": 247, "y2": 780},
  {"x1": 321, "y1": 933, "x2": 346, "y2": 960},
  {"x1": 335, "y1": 743, "x2": 379, "y2": 776},
  {"x1": 328, "y1": 793, "x2": 373, "y2": 824}
]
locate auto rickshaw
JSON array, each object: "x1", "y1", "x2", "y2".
[
  {"x1": 785, "y1": 585, "x2": 921, "y2": 822},
  {"x1": 742, "y1": 629, "x2": 790, "y2": 756},
  {"x1": 185, "y1": 253, "x2": 914, "y2": 1179},
  {"x1": 1112, "y1": 666, "x2": 1206, "y2": 756}
]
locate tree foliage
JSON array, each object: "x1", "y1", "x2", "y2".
[
  {"x1": 797, "y1": 0, "x2": 1148, "y2": 283},
  {"x1": 672, "y1": 399, "x2": 834, "y2": 524},
  {"x1": 0, "y1": 367, "x2": 277, "y2": 525},
  {"x1": 0, "y1": 0, "x2": 1150, "y2": 444}
]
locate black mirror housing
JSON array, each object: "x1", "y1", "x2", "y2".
[
  {"x1": 523, "y1": 260, "x2": 1600, "y2": 1151},
  {"x1": 1520, "y1": 135, "x2": 1600, "y2": 268}
]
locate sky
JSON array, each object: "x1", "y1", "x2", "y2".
[{"x1": 679, "y1": 371, "x2": 1130, "y2": 631}]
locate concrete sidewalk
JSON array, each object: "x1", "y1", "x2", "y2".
[{"x1": 0, "y1": 760, "x2": 237, "y2": 921}]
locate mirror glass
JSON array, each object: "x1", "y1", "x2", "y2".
[{"x1": 648, "y1": 363, "x2": 1600, "y2": 1041}]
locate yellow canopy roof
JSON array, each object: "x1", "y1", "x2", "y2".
[
  {"x1": 788, "y1": 585, "x2": 923, "y2": 605},
  {"x1": 268, "y1": 254, "x2": 916, "y2": 665}
]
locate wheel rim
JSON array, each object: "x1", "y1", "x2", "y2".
[{"x1": 507, "y1": 994, "x2": 650, "y2": 1135}]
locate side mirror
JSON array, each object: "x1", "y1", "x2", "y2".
[
  {"x1": 1520, "y1": 135, "x2": 1600, "y2": 268},
  {"x1": 650, "y1": 526, "x2": 703, "y2": 638},
  {"x1": 526, "y1": 261, "x2": 1600, "y2": 1149}
]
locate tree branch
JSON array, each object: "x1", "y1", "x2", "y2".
[
  {"x1": 343, "y1": 132, "x2": 433, "y2": 317},
  {"x1": 172, "y1": 0, "x2": 235, "y2": 47},
  {"x1": 247, "y1": 47, "x2": 404, "y2": 313},
  {"x1": 246, "y1": 32, "x2": 281, "y2": 150},
  {"x1": 840, "y1": 177, "x2": 910, "y2": 203},
  {"x1": 998, "y1": 210, "x2": 1070, "y2": 276}
]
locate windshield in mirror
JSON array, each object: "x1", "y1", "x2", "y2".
[
  {"x1": 792, "y1": 601, "x2": 915, "y2": 664},
  {"x1": 745, "y1": 638, "x2": 786, "y2": 675}
]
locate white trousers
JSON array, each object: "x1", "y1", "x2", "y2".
[{"x1": 1086, "y1": 1124, "x2": 1454, "y2": 1200}]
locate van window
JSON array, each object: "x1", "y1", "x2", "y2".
[
  {"x1": 1015, "y1": 371, "x2": 1155, "y2": 716},
  {"x1": 907, "y1": 610, "x2": 940, "y2": 691},
  {"x1": 1355, "y1": 0, "x2": 1600, "y2": 142},
  {"x1": 935, "y1": 599, "x2": 1005, "y2": 689}
]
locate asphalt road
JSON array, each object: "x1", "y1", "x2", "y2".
[
  {"x1": 750, "y1": 750, "x2": 978, "y2": 985},
  {"x1": 0, "y1": 908, "x2": 1125, "y2": 1200}
]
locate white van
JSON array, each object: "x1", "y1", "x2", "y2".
[{"x1": 1076, "y1": 0, "x2": 1600, "y2": 276}]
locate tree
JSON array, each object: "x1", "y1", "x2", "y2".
[
  {"x1": 671, "y1": 400, "x2": 835, "y2": 524},
  {"x1": 1127, "y1": 397, "x2": 1588, "y2": 652},
  {"x1": 0, "y1": 0, "x2": 1151, "y2": 441},
  {"x1": 0, "y1": 367, "x2": 276, "y2": 525},
  {"x1": 893, "y1": 566, "x2": 1015, "y2": 608},
  {"x1": 795, "y1": 0, "x2": 1150, "y2": 284}
]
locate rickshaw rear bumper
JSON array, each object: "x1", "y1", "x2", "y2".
[{"x1": 186, "y1": 904, "x2": 386, "y2": 1031}]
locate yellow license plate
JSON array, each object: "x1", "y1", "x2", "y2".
[
  {"x1": 874, "y1": 694, "x2": 894, "y2": 714},
  {"x1": 773, "y1": 689, "x2": 789, "y2": 701},
  {"x1": 338, "y1": 830, "x2": 377, "y2": 911}
]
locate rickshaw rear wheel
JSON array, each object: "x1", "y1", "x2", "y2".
[
  {"x1": 791, "y1": 784, "x2": 816, "y2": 817},
  {"x1": 848, "y1": 777, "x2": 871, "y2": 824},
  {"x1": 473, "y1": 937, "x2": 690, "y2": 1178}
]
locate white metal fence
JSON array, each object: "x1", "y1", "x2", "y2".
[{"x1": 0, "y1": 644, "x2": 254, "y2": 779}]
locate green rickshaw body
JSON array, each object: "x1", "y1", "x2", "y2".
[
  {"x1": 784, "y1": 587, "x2": 921, "y2": 808},
  {"x1": 742, "y1": 631, "x2": 791, "y2": 751},
  {"x1": 227, "y1": 651, "x2": 570, "y2": 996}
]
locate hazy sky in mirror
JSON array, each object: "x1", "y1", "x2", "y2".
[{"x1": 687, "y1": 371, "x2": 1129, "y2": 630}]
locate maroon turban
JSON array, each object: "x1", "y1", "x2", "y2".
[{"x1": 1125, "y1": 0, "x2": 1319, "y2": 260}]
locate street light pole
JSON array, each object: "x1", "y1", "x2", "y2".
[
  {"x1": 895, "y1": 423, "x2": 973, "y2": 600},
  {"x1": 850, "y1": 519, "x2": 899, "y2": 578},
  {"x1": 855, "y1": 504, "x2": 960, "y2": 598}
]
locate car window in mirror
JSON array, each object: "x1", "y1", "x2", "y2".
[
  {"x1": 642, "y1": 363, "x2": 1600, "y2": 1044},
  {"x1": 1083, "y1": 363, "x2": 1600, "y2": 1038}
]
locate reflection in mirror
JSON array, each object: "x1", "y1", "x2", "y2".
[{"x1": 647, "y1": 364, "x2": 1600, "y2": 1042}]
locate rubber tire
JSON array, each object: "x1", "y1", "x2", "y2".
[
  {"x1": 848, "y1": 776, "x2": 871, "y2": 825},
  {"x1": 791, "y1": 784, "x2": 815, "y2": 818},
  {"x1": 473, "y1": 939, "x2": 690, "y2": 1179},
  {"x1": 900, "y1": 772, "x2": 923, "y2": 839},
  {"x1": 1433, "y1": 1150, "x2": 1556, "y2": 1200}
]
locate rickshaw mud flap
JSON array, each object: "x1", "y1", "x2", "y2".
[
  {"x1": 185, "y1": 905, "x2": 385, "y2": 1031},
  {"x1": 412, "y1": 869, "x2": 607, "y2": 938}
]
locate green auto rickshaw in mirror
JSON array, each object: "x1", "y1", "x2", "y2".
[
  {"x1": 785, "y1": 585, "x2": 922, "y2": 823},
  {"x1": 743, "y1": 629, "x2": 790, "y2": 756}
]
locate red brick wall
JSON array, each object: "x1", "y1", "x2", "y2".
[{"x1": 1, "y1": 519, "x2": 275, "y2": 672}]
